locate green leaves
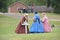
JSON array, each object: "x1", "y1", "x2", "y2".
[
  {"x1": 46, "y1": 0, "x2": 60, "y2": 13},
  {"x1": 0, "y1": 0, "x2": 8, "y2": 12}
]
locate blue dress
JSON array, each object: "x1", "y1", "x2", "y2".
[{"x1": 29, "y1": 14, "x2": 44, "y2": 33}]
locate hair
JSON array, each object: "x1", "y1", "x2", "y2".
[{"x1": 35, "y1": 12, "x2": 38, "y2": 14}]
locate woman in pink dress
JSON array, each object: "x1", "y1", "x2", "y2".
[{"x1": 42, "y1": 13, "x2": 52, "y2": 32}]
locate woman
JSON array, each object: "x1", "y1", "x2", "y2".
[
  {"x1": 15, "y1": 14, "x2": 29, "y2": 34},
  {"x1": 29, "y1": 12, "x2": 44, "y2": 33},
  {"x1": 42, "y1": 13, "x2": 52, "y2": 32}
]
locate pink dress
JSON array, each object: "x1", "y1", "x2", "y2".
[{"x1": 43, "y1": 15, "x2": 52, "y2": 32}]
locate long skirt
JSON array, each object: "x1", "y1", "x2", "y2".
[
  {"x1": 29, "y1": 21, "x2": 44, "y2": 33},
  {"x1": 15, "y1": 23, "x2": 29, "y2": 34},
  {"x1": 43, "y1": 22, "x2": 52, "y2": 32}
]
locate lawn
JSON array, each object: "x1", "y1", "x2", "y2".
[{"x1": 0, "y1": 13, "x2": 60, "y2": 40}]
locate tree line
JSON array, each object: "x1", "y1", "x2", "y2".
[
  {"x1": 47, "y1": 0, "x2": 60, "y2": 13},
  {"x1": 0, "y1": 0, "x2": 60, "y2": 13}
]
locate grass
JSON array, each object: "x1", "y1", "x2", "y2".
[
  {"x1": 16, "y1": 13, "x2": 60, "y2": 19},
  {"x1": 0, "y1": 14, "x2": 19, "y2": 34},
  {"x1": 0, "y1": 13, "x2": 60, "y2": 40}
]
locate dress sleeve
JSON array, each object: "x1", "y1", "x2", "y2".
[
  {"x1": 33, "y1": 15, "x2": 36, "y2": 22},
  {"x1": 42, "y1": 17, "x2": 47, "y2": 23},
  {"x1": 20, "y1": 17, "x2": 25, "y2": 24}
]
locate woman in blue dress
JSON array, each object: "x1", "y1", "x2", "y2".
[{"x1": 29, "y1": 12, "x2": 44, "y2": 33}]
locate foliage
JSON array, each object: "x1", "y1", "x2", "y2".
[
  {"x1": 0, "y1": 0, "x2": 60, "y2": 13},
  {"x1": 0, "y1": 0, "x2": 47, "y2": 13},
  {"x1": 0, "y1": 0, "x2": 8, "y2": 12},
  {"x1": 46, "y1": 0, "x2": 60, "y2": 13}
]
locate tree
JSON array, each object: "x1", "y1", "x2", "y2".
[
  {"x1": 0, "y1": 0, "x2": 8, "y2": 12},
  {"x1": 46, "y1": 0, "x2": 60, "y2": 13}
]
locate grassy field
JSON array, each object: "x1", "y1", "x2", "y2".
[
  {"x1": 15, "y1": 13, "x2": 60, "y2": 19},
  {"x1": 0, "y1": 13, "x2": 60, "y2": 40}
]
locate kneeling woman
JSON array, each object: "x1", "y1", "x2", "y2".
[
  {"x1": 29, "y1": 12, "x2": 44, "y2": 33},
  {"x1": 42, "y1": 13, "x2": 52, "y2": 32},
  {"x1": 15, "y1": 14, "x2": 29, "y2": 34}
]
